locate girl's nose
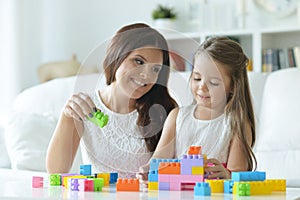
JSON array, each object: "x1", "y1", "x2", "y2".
[{"x1": 199, "y1": 80, "x2": 208, "y2": 91}]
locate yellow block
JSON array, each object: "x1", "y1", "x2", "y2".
[
  {"x1": 205, "y1": 179, "x2": 224, "y2": 193},
  {"x1": 96, "y1": 173, "x2": 110, "y2": 186},
  {"x1": 148, "y1": 182, "x2": 158, "y2": 190},
  {"x1": 192, "y1": 166, "x2": 204, "y2": 175},
  {"x1": 266, "y1": 179, "x2": 286, "y2": 192}
]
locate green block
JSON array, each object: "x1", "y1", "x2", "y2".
[
  {"x1": 93, "y1": 178, "x2": 104, "y2": 191},
  {"x1": 87, "y1": 111, "x2": 109, "y2": 128},
  {"x1": 236, "y1": 182, "x2": 250, "y2": 196},
  {"x1": 49, "y1": 174, "x2": 61, "y2": 186}
]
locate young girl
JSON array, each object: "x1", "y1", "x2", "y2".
[
  {"x1": 46, "y1": 23, "x2": 177, "y2": 178},
  {"x1": 138, "y1": 36, "x2": 257, "y2": 181}
]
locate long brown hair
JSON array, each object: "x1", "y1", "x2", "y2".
[
  {"x1": 195, "y1": 36, "x2": 257, "y2": 170},
  {"x1": 103, "y1": 23, "x2": 177, "y2": 152}
]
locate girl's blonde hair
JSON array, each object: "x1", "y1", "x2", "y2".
[{"x1": 194, "y1": 36, "x2": 257, "y2": 170}]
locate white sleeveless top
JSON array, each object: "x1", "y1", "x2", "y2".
[
  {"x1": 175, "y1": 104, "x2": 232, "y2": 164},
  {"x1": 80, "y1": 91, "x2": 152, "y2": 178}
]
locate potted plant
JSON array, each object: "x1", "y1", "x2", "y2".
[{"x1": 152, "y1": 4, "x2": 177, "y2": 29}]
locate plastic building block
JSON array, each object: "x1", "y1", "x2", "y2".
[
  {"x1": 231, "y1": 171, "x2": 266, "y2": 182},
  {"x1": 148, "y1": 182, "x2": 158, "y2": 190},
  {"x1": 158, "y1": 182, "x2": 170, "y2": 190},
  {"x1": 194, "y1": 182, "x2": 211, "y2": 196},
  {"x1": 69, "y1": 178, "x2": 80, "y2": 191},
  {"x1": 32, "y1": 176, "x2": 44, "y2": 188},
  {"x1": 93, "y1": 178, "x2": 104, "y2": 191},
  {"x1": 148, "y1": 170, "x2": 158, "y2": 182},
  {"x1": 49, "y1": 174, "x2": 61, "y2": 186},
  {"x1": 87, "y1": 110, "x2": 109, "y2": 128},
  {"x1": 116, "y1": 178, "x2": 139, "y2": 192},
  {"x1": 109, "y1": 172, "x2": 118, "y2": 184},
  {"x1": 80, "y1": 164, "x2": 91, "y2": 175},
  {"x1": 224, "y1": 180, "x2": 234, "y2": 193},
  {"x1": 78, "y1": 179, "x2": 94, "y2": 192},
  {"x1": 181, "y1": 154, "x2": 204, "y2": 175},
  {"x1": 191, "y1": 166, "x2": 204, "y2": 175},
  {"x1": 249, "y1": 181, "x2": 272, "y2": 195},
  {"x1": 266, "y1": 179, "x2": 286, "y2": 192},
  {"x1": 205, "y1": 179, "x2": 224, "y2": 193},
  {"x1": 149, "y1": 158, "x2": 179, "y2": 171},
  {"x1": 96, "y1": 173, "x2": 110, "y2": 186},
  {"x1": 63, "y1": 175, "x2": 86, "y2": 189},
  {"x1": 158, "y1": 162, "x2": 180, "y2": 174},
  {"x1": 234, "y1": 182, "x2": 250, "y2": 196},
  {"x1": 187, "y1": 146, "x2": 202, "y2": 155}
]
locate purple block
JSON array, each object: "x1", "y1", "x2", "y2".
[
  {"x1": 158, "y1": 182, "x2": 170, "y2": 190},
  {"x1": 180, "y1": 155, "x2": 204, "y2": 174}
]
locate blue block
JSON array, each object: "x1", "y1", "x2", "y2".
[
  {"x1": 194, "y1": 182, "x2": 211, "y2": 196},
  {"x1": 148, "y1": 170, "x2": 158, "y2": 182},
  {"x1": 224, "y1": 180, "x2": 234, "y2": 193},
  {"x1": 109, "y1": 172, "x2": 118, "y2": 184},
  {"x1": 80, "y1": 164, "x2": 91, "y2": 175},
  {"x1": 231, "y1": 171, "x2": 266, "y2": 182}
]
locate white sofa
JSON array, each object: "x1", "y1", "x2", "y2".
[{"x1": 1, "y1": 69, "x2": 300, "y2": 186}]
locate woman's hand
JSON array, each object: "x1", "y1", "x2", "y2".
[
  {"x1": 205, "y1": 158, "x2": 231, "y2": 179},
  {"x1": 63, "y1": 92, "x2": 97, "y2": 122},
  {"x1": 136, "y1": 163, "x2": 150, "y2": 188}
]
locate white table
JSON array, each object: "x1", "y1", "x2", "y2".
[{"x1": 1, "y1": 169, "x2": 300, "y2": 199}]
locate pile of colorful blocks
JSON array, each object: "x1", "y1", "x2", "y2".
[
  {"x1": 32, "y1": 164, "x2": 118, "y2": 192},
  {"x1": 146, "y1": 146, "x2": 286, "y2": 197}
]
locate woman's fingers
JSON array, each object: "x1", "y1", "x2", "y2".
[{"x1": 63, "y1": 93, "x2": 96, "y2": 120}]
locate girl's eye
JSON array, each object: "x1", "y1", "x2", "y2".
[
  {"x1": 135, "y1": 58, "x2": 144, "y2": 65},
  {"x1": 193, "y1": 77, "x2": 201, "y2": 81},
  {"x1": 210, "y1": 82, "x2": 220, "y2": 86},
  {"x1": 152, "y1": 65, "x2": 162, "y2": 73}
]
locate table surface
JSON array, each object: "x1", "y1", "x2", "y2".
[{"x1": 1, "y1": 168, "x2": 300, "y2": 200}]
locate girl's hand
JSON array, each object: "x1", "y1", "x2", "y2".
[
  {"x1": 63, "y1": 92, "x2": 97, "y2": 122},
  {"x1": 136, "y1": 163, "x2": 150, "y2": 188},
  {"x1": 205, "y1": 158, "x2": 231, "y2": 179}
]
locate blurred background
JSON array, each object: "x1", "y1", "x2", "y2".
[{"x1": 1, "y1": 0, "x2": 299, "y2": 124}]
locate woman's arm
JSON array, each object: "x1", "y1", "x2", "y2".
[{"x1": 46, "y1": 93, "x2": 96, "y2": 173}]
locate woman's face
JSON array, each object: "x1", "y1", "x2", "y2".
[
  {"x1": 191, "y1": 52, "x2": 232, "y2": 111},
  {"x1": 115, "y1": 47, "x2": 163, "y2": 99}
]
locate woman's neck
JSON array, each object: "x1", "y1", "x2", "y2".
[
  {"x1": 100, "y1": 83, "x2": 136, "y2": 114},
  {"x1": 194, "y1": 105, "x2": 224, "y2": 120}
]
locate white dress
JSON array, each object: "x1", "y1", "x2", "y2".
[
  {"x1": 175, "y1": 104, "x2": 232, "y2": 164},
  {"x1": 80, "y1": 90, "x2": 152, "y2": 178}
]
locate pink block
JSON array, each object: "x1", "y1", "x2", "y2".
[
  {"x1": 180, "y1": 174, "x2": 204, "y2": 183},
  {"x1": 169, "y1": 175, "x2": 181, "y2": 182},
  {"x1": 169, "y1": 182, "x2": 181, "y2": 191},
  {"x1": 32, "y1": 176, "x2": 44, "y2": 188},
  {"x1": 158, "y1": 174, "x2": 170, "y2": 182}
]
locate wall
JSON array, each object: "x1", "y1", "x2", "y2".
[{"x1": 0, "y1": 0, "x2": 299, "y2": 118}]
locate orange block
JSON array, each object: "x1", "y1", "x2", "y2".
[
  {"x1": 187, "y1": 146, "x2": 202, "y2": 155},
  {"x1": 158, "y1": 162, "x2": 180, "y2": 174},
  {"x1": 116, "y1": 178, "x2": 139, "y2": 192}
]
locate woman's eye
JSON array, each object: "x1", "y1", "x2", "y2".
[
  {"x1": 193, "y1": 77, "x2": 201, "y2": 81},
  {"x1": 134, "y1": 58, "x2": 144, "y2": 65}
]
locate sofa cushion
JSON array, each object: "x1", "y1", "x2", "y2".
[{"x1": 255, "y1": 68, "x2": 300, "y2": 186}]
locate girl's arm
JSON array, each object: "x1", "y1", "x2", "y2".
[
  {"x1": 46, "y1": 93, "x2": 96, "y2": 173},
  {"x1": 151, "y1": 107, "x2": 179, "y2": 159},
  {"x1": 137, "y1": 107, "x2": 179, "y2": 183}
]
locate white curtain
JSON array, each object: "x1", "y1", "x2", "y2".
[{"x1": 0, "y1": 0, "x2": 21, "y2": 124}]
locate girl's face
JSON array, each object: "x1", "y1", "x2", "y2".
[
  {"x1": 191, "y1": 53, "x2": 232, "y2": 111},
  {"x1": 115, "y1": 47, "x2": 163, "y2": 99}
]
